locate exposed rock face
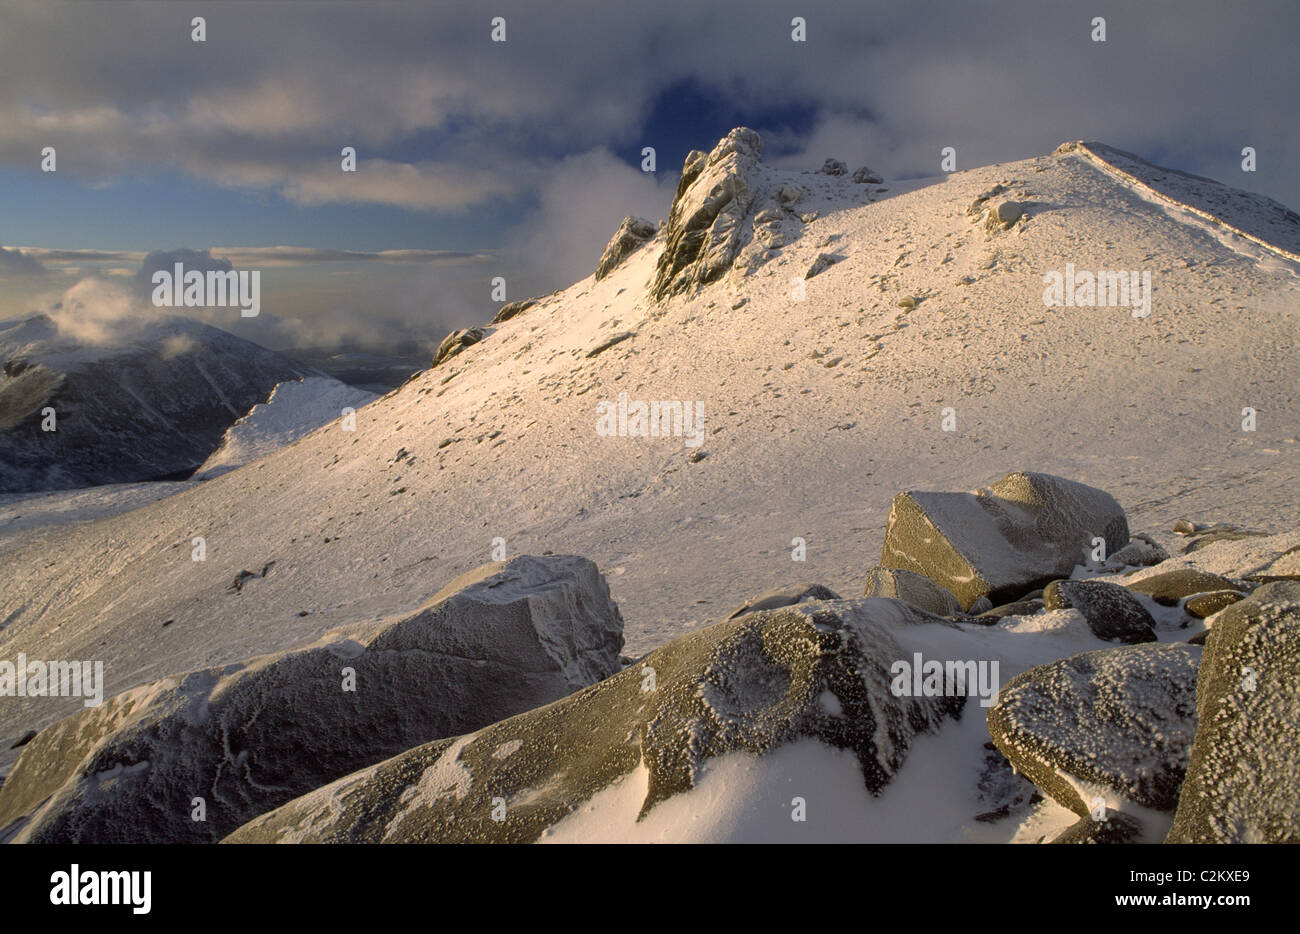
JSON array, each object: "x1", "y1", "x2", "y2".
[
  {"x1": 489, "y1": 298, "x2": 539, "y2": 325},
  {"x1": 880, "y1": 471, "x2": 1130, "y2": 610},
  {"x1": 1167, "y1": 582, "x2": 1300, "y2": 843},
  {"x1": 595, "y1": 216, "x2": 658, "y2": 280},
  {"x1": 863, "y1": 567, "x2": 962, "y2": 616},
  {"x1": 432, "y1": 327, "x2": 486, "y2": 367},
  {"x1": 0, "y1": 556, "x2": 624, "y2": 844},
  {"x1": 650, "y1": 128, "x2": 765, "y2": 300},
  {"x1": 805, "y1": 252, "x2": 844, "y2": 279},
  {"x1": 725, "y1": 583, "x2": 841, "y2": 620},
  {"x1": 223, "y1": 598, "x2": 964, "y2": 844},
  {"x1": 1043, "y1": 579, "x2": 1156, "y2": 644},
  {"x1": 988, "y1": 643, "x2": 1200, "y2": 821}
]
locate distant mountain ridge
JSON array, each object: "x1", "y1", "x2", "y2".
[{"x1": 0, "y1": 313, "x2": 318, "y2": 493}]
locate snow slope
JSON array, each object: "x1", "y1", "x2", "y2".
[
  {"x1": 1, "y1": 136, "x2": 1296, "y2": 783},
  {"x1": 195, "y1": 377, "x2": 377, "y2": 480}
]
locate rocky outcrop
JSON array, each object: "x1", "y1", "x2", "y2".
[
  {"x1": 650, "y1": 128, "x2": 765, "y2": 300},
  {"x1": 224, "y1": 597, "x2": 964, "y2": 844},
  {"x1": 989, "y1": 643, "x2": 1200, "y2": 820},
  {"x1": 880, "y1": 471, "x2": 1130, "y2": 610},
  {"x1": 1167, "y1": 582, "x2": 1300, "y2": 842},
  {"x1": 0, "y1": 556, "x2": 624, "y2": 844},
  {"x1": 851, "y1": 166, "x2": 883, "y2": 185},
  {"x1": 432, "y1": 327, "x2": 486, "y2": 367},
  {"x1": 489, "y1": 298, "x2": 539, "y2": 325},
  {"x1": 595, "y1": 217, "x2": 657, "y2": 280}
]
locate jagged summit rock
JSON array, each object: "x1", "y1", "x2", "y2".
[
  {"x1": 650, "y1": 127, "x2": 765, "y2": 300},
  {"x1": 596, "y1": 216, "x2": 658, "y2": 280}
]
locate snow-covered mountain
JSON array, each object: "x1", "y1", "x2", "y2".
[
  {"x1": 195, "y1": 377, "x2": 377, "y2": 480},
  {"x1": 0, "y1": 314, "x2": 318, "y2": 493},
  {"x1": 1, "y1": 132, "x2": 1296, "y2": 840}
]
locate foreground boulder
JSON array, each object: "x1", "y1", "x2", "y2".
[
  {"x1": 595, "y1": 216, "x2": 657, "y2": 280},
  {"x1": 988, "y1": 643, "x2": 1200, "y2": 826},
  {"x1": 224, "y1": 598, "x2": 965, "y2": 844},
  {"x1": 880, "y1": 471, "x2": 1129, "y2": 610},
  {"x1": 1167, "y1": 581, "x2": 1300, "y2": 842},
  {"x1": 0, "y1": 556, "x2": 623, "y2": 844}
]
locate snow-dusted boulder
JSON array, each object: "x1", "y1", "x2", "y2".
[
  {"x1": 863, "y1": 567, "x2": 962, "y2": 616},
  {"x1": 1167, "y1": 581, "x2": 1300, "y2": 843},
  {"x1": 432, "y1": 326, "x2": 486, "y2": 367},
  {"x1": 1043, "y1": 579, "x2": 1156, "y2": 644},
  {"x1": 818, "y1": 158, "x2": 848, "y2": 177},
  {"x1": 851, "y1": 166, "x2": 883, "y2": 185},
  {"x1": 222, "y1": 598, "x2": 965, "y2": 844},
  {"x1": 880, "y1": 472, "x2": 1130, "y2": 610},
  {"x1": 1122, "y1": 569, "x2": 1243, "y2": 605},
  {"x1": 195, "y1": 377, "x2": 376, "y2": 479},
  {"x1": 0, "y1": 555, "x2": 623, "y2": 843},
  {"x1": 725, "y1": 583, "x2": 840, "y2": 619},
  {"x1": 595, "y1": 216, "x2": 657, "y2": 280},
  {"x1": 988, "y1": 643, "x2": 1200, "y2": 829},
  {"x1": 650, "y1": 128, "x2": 765, "y2": 300}
]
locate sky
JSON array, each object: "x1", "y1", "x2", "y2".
[{"x1": 0, "y1": 0, "x2": 1296, "y2": 351}]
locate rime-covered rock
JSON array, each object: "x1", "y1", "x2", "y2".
[
  {"x1": 650, "y1": 128, "x2": 764, "y2": 300},
  {"x1": 725, "y1": 583, "x2": 841, "y2": 619},
  {"x1": 1050, "y1": 812, "x2": 1145, "y2": 844},
  {"x1": 1167, "y1": 582, "x2": 1300, "y2": 843},
  {"x1": 880, "y1": 471, "x2": 1129, "y2": 610},
  {"x1": 988, "y1": 643, "x2": 1200, "y2": 821},
  {"x1": 0, "y1": 556, "x2": 623, "y2": 844},
  {"x1": 432, "y1": 327, "x2": 486, "y2": 367},
  {"x1": 1108, "y1": 535, "x2": 1169, "y2": 568},
  {"x1": 1043, "y1": 579, "x2": 1156, "y2": 644},
  {"x1": 863, "y1": 567, "x2": 962, "y2": 616},
  {"x1": 851, "y1": 166, "x2": 883, "y2": 185},
  {"x1": 1122, "y1": 569, "x2": 1243, "y2": 606},
  {"x1": 818, "y1": 158, "x2": 848, "y2": 177},
  {"x1": 595, "y1": 217, "x2": 657, "y2": 280},
  {"x1": 223, "y1": 598, "x2": 964, "y2": 844}
]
